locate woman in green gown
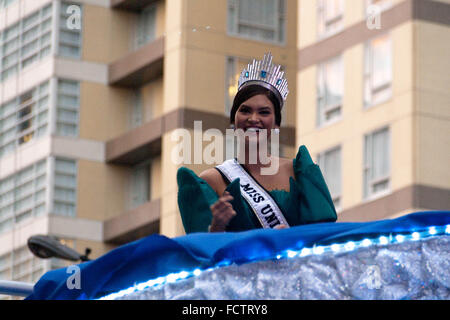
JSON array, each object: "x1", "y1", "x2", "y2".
[{"x1": 177, "y1": 53, "x2": 337, "y2": 234}]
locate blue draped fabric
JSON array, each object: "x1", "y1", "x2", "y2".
[{"x1": 26, "y1": 211, "x2": 450, "y2": 300}]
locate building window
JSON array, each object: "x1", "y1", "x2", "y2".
[
  {"x1": 0, "y1": 0, "x2": 17, "y2": 8},
  {"x1": 58, "y1": 2, "x2": 83, "y2": 58},
  {"x1": 53, "y1": 158, "x2": 77, "y2": 217},
  {"x1": 56, "y1": 79, "x2": 79, "y2": 137},
  {"x1": 227, "y1": 0, "x2": 286, "y2": 44},
  {"x1": 135, "y1": 4, "x2": 156, "y2": 49},
  {"x1": 12, "y1": 245, "x2": 45, "y2": 283},
  {"x1": 0, "y1": 81, "x2": 50, "y2": 158},
  {"x1": 364, "y1": 127, "x2": 390, "y2": 200},
  {"x1": 366, "y1": 0, "x2": 392, "y2": 14},
  {"x1": 129, "y1": 89, "x2": 143, "y2": 129},
  {"x1": 0, "y1": 4, "x2": 52, "y2": 81},
  {"x1": 0, "y1": 78, "x2": 79, "y2": 159},
  {"x1": 317, "y1": 146, "x2": 341, "y2": 210},
  {"x1": 129, "y1": 162, "x2": 150, "y2": 210},
  {"x1": 0, "y1": 159, "x2": 47, "y2": 234},
  {"x1": 317, "y1": 0, "x2": 344, "y2": 39},
  {"x1": 364, "y1": 34, "x2": 392, "y2": 107},
  {"x1": 0, "y1": 251, "x2": 11, "y2": 282},
  {"x1": 0, "y1": 245, "x2": 44, "y2": 287},
  {"x1": 317, "y1": 55, "x2": 343, "y2": 127}
]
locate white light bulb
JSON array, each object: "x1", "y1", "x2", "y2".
[
  {"x1": 287, "y1": 250, "x2": 297, "y2": 258},
  {"x1": 313, "y1": 246, "x2": 324, "y2": 255},
  {"x1": 193, "y1": 269, "x2": 202, "y2": 276},
  {"x1": 331, "y1": 244, "x2": 341, "y2": 252},
  {"x1": 300, "y1": 248, "x2": 311, "y2": 257},
  {"x1": 379, "y1": 236, "x2": 389, "y2": 245},
  {"x1": 166, "y1": 273, "x2": 178, "y2": 283},
  {"x1": 344, "y1": 241, "x2": 355, "y2": 251}
]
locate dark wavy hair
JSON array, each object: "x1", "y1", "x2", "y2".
[{"x1": 230, "y1": 84, "x2": 282, "y2": 127}]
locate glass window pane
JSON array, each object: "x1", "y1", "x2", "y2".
[
  {"x1": 364, "y1": 128, "x2": 390, "y2": 199},
  {"x1": 4, "y1": 23, "x2": 20, "y2": 41},
  {"x1": 325, "y1": 0, "x2": 343, "y2": 21},
  {"x1": 239, "y1": 0, "x2": 276, "y2": 28},
  {"x1": 55, "y1": 158, "x2": 76, "y2": 174},
  {"x1": 317, "y1": 56, "x2": 343, "y2": 125},
  {"x1": 371, "y1": 35, "x2": 391, "y2": 88},
  {"x1": 58, "y1": 2, "x2": 82, "y2": 58},
  {"x1": 324, "y1": 56, "x2": 343, "y2": 107},
  {"x1": 372, "y1": 128, "x2": 389, "y2": 178},
  {"x1": 136, "y1": 5, "x2": 156, "y2": 48},
  {"x1": 130, "y1": 165, "x2": 150, "y2": 209},
  {"x1": 59, "y1": 30, "x2": 80, "y2": 44},
  {"x1": 22, "y1": 27, "x2": 39, "y2": 44},
  {"x1": 53, "y1": 158, "x2": 77, "y2": 217},
  {"x1": 229, "y1": 0, "x2": 285, "y2": 43},
  {"x1": 23, "y1": 12, "x2": 40, "y2": 30},
  {"x1": 320, "y1": 147, "x2": 341, "y2": 199},
  {"x1": 318, "y1": 0, "x2": 343, "y2": 37},
  {"x1": 57, "y1": 109, "x2": 77, "y2": 123}
]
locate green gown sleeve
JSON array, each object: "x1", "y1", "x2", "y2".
[
  {"x1": 177, "y1": 167, "x2": 259, "y2": 233},
  {"x1": 176, "y1": 167, "x2": 218, "y2": 233},
  {"x1": 290, "y1": 145, "x2": 337, "y2": 224}
]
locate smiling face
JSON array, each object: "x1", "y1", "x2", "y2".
[{"x1": 234, "y1": 94, "x2": 279, "y2": 133}]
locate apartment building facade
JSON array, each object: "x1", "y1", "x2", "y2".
[
  {"x1": 0, "y1": 0, "x2": 448, "y2": 295},
  {"x1": 0, "y1": 0, "x2": 299, "y2": 292},
  {"x1": 297, "y1": 0, "x2": 449, "y2": 221}
]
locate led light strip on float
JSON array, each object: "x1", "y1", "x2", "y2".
[{"x1": 98, "y1": 224, "x2": 450, "y2": 300}]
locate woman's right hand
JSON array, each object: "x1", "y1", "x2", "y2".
[{"x1": 209, "y1": 191, "x2": 236, "y2": 232}]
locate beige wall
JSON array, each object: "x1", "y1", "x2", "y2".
[
  {"x1": 76, "y1": 159, "x2": 129, "y2": 221},
  {"x1": 82, "y1": 1, "x2": 166, "y2": 64},
  {"x1": 155, "y1": 0, "x2": 166, "y2": 38},
  {"x1": 414, "y1": 21, "x2": 450, "y2": 189},
  {"x1": 150, "y1": 155, "x2": 162, "y2": 201},
  {"x1": 79, "y1": 82, "x2": 131, "y2": 141},
  {"x1": 141, "y1": 76, "x2": 164, "y2": 120},
  {"x1": 79, "y1": 79, "x2": 163, "y2": 142},
  {"x1": 82, "y1": 4, "x2": 135, "y2": 63},
  {"x1": 159, "y1": 131, "x2": 185, "y2": 237},
  {"x1": 297, "y1": 21, "x2": 417, "y2": 211}
]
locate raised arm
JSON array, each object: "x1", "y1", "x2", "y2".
[{"x1": 199, "y1": 169, "x2": 236, "y2": 232}]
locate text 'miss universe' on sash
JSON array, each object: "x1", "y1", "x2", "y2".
[{"x1": 216, "y1": 159, "x2": 289, "y2": 229}]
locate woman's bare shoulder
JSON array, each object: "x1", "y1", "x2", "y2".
[
  {"x1": 199, "y1": 168, "x2": 221, "y2": 181},
  {"x1": 278, "y1": 157, "x2": 295, "y2": 175},
  {"x1": 199, "y1": 168, "x2": 224, "y2": 194}
]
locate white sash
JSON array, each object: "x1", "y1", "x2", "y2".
[{"x1": 216, "y1": 159, "x2": 289, "y2": 229}]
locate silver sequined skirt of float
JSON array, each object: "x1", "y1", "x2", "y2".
[{"x1": 116, "y1": 235, "x2": 450, "y2": 300}]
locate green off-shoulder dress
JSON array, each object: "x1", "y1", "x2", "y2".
[{"x1": 177, "y1": 145, "x2": 337, "y2": 234}]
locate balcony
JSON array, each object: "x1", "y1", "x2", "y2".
[
  {"x1": 103, "y1": 199, "x2": 160, "y2": 244},
  {"x1": 110, "y1": 0, "x2": 159, "y2": 12},
  {"x1": 108, "y1": 37, "x2": 164, "y2": 87}
]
